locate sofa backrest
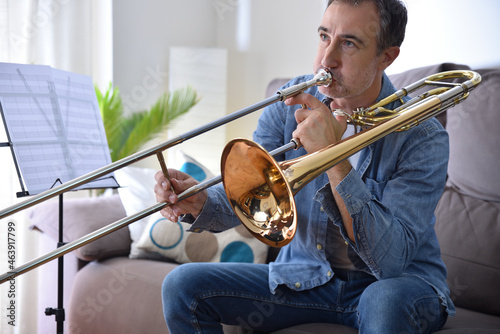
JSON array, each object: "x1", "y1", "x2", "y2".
[{"x1": 390, "y1": 63, "x2": 500, "y2": 316}]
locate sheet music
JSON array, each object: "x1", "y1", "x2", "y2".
[{"x1": 0, "y1": 63, "x2": 118, "y2": 195}]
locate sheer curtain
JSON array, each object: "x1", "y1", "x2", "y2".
[{"x1": 0, "y1": 1, "x2": 111, "y2": 333}]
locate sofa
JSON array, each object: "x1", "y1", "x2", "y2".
[{"x1": 30, "y1": 63, "x2": 500, "y2": 333}]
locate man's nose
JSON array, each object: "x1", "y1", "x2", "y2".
[{"x1": 322, "y1": 43, "x2": 341, "y2": 69}]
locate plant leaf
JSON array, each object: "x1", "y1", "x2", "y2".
[
  {"x1": 96, "y1": 84, "x2": 198, "y2": 163},
  {"x1": 114, "y1": 86, "x2": 198, "y2": 161},
  {"x1": 95, "y1": 83, "x2": 125, "y2": 161}
]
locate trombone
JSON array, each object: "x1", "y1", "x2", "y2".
[
  {"x1": 0, "y1": 68, "x2": 481, "y2": 284},
  {"x1": 221, "y1": 70, "x2": 481, "y2": 247}
]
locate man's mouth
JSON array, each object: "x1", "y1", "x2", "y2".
[{"x1": 319, "y1": 68, "x2": 338, "y2": 84}]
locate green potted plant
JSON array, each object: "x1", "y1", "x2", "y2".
[{"x1": 95, "y1": 84, "x2": 198, "y2": 162}]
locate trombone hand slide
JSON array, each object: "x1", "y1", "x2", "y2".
[{"x1": 0, "y1": 142, "x2": 306, "y2": 284}]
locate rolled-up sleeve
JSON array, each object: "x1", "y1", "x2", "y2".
[{"x1": 187, "y1": 184, "x2": 239, "y2": 233}]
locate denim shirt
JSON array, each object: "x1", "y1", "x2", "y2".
[{"x1": 190, "y1": 73, "x2": 455, "y2": 316}]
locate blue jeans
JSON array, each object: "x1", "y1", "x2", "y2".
[{"x1": 162, "y1": 263, "x2": 447, "y2": 333}]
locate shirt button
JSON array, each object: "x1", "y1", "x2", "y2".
[
  {"x1": 317, "y1": 244, "x2": 323, "y2": 250},
  {"x1": 320, "y1": 206, "x2": 324, "y2": 212},
  {"x1": 295, "y1": 282, "x2": 301, "y2": 288},
  {"x1": 327, "y1": 271, "x2": 332, "y2": 277}
]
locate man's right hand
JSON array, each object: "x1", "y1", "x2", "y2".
[
  {"x1": 154, "y1": 169, "x2": 208, "y2": 222},
  {"x1": 285, "y1": 92, "x2": 348, "y2": 154}
]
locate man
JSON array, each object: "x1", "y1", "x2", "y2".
[{"x1": 154, "y1": 0, "x2": 453, "y2": 333}]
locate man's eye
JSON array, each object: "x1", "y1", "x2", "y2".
[{"x1": 344, "y1": 40, "x2": 355, "y2": 47}]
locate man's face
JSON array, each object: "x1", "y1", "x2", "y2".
[{"x1": 314, "y1": 1, "x2": 385, "y2": 104}]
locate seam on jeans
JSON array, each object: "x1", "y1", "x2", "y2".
[
  {"x1": 197, "y1": 289, "x2": 357, "y2": 313},
  {"x1": 337, "y1": 281, "x2": 357, "y2": 325},
  {"x1": 336, "y1": 281, "x2": 344, "y2": 310},
  {"x1": 410, "y1": 293, "x2": 444, "y2": 333},
  {"x1": 189, "y1": 297, "x2": 203, "y2": 334}
]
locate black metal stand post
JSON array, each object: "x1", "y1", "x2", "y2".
[{"x1": 44, "y1": 193, "x2": 66, "y2": 334}]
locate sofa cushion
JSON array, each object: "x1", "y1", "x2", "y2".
[
  {"x1": 445, "y1": 68, "x2": 500, "y2": 202},
  {"x1": 435, "y1": 186, "x2": 500, "y2": 316},
  {"x1": 432, "y1": 66, "x2": 500, "y2": 316},
  {"x1": 390, "y1": 64, "x2": 500, "y2": 202},
  {"x1": 391, "y1": 63, "x2": 500, "y2": 318},
  {"x1": 441, "y1": 307, "x2": 500, "y2": 332},
  {"x1": 270, "y1": 323, "x2": 357, "y2": 334},
  {"x1": 68, "y1": 257, "x2": 174, "y2": 334},
  {"x1": 29, "y1": 194, "x2": 131, "y2": 261}
]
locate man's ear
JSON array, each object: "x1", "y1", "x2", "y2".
[{"x1": 378, "y1": 46, "x2": 400, "y2": 71}]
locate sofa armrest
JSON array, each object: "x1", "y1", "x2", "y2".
[{"x1": 29, "y1": 194, "x2": 131, "y2": 262}]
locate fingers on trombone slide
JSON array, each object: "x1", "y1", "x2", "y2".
[
  {"x1": 154, "y1": 170, "x2": 177, "y2": 204},
  {"x1": 291, "y1": 105, "x2": 307, "y2": 149},
  {"x1": 156, "y1": 152, "x2": 175, "y2": 193}
]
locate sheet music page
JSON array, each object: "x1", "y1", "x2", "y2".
[{"x1": 0, "y1": 62, "x2": 118, "y2": 195}]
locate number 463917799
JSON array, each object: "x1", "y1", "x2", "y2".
[{"x1": 7, "y1": 221, "x2": 15, "y2": 270}]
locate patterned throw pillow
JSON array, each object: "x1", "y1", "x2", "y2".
[
  {"x1": 137, "y1": 213, "x2": 268, "y2": 263},
  {"x1": 115, "y1": 165, "x2": 163, "y2": 260}
]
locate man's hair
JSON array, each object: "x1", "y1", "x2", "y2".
[{"x1": 326, "y1": 0, "x2": 408, "y2": 55}]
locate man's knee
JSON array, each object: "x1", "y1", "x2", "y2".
[
  {"x1": 162, "y1": 264, "x2": 201, "y2": 308},
  {"x1": 358, "y1": 278, "x2": 408, "y2": 315},
  {"x1": 357, "y1": 277, "x2": 445, "y2": 333},
  {"x1": 162, "y1": 265, "x2": 186, "y2": 313}
]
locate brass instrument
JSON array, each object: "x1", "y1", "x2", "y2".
[
  {"x1": 220, "y1": 70, "x2": 481, "y2": 247},
  {"x1": 0, "y1": 69, "x2": 480, "y2": 283}
]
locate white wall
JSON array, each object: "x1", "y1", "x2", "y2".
[
  {"x1": 389, "y1": 0, "x2": 500, "y2": 75},
  {"x1": 215, "y1": 0, "x2": 326, "y2": 142},
  {"x1": 112, "y1": 0, "x2": 218, "y2": 116}
]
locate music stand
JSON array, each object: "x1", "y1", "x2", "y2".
[{"x1": 0, "y1": 62, "x2": 119, "y2": 334}]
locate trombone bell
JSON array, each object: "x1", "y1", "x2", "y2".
[{"x1": 221, "y1": 140, "x2": 296, "y2": 247}]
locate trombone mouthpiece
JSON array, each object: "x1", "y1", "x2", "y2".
[
  {"x1": 314, "y1": 68, "x2": 332, "y2": 87},
  {"x1": 277, "y1": 68, "x2": 333, "y2": 101}
]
